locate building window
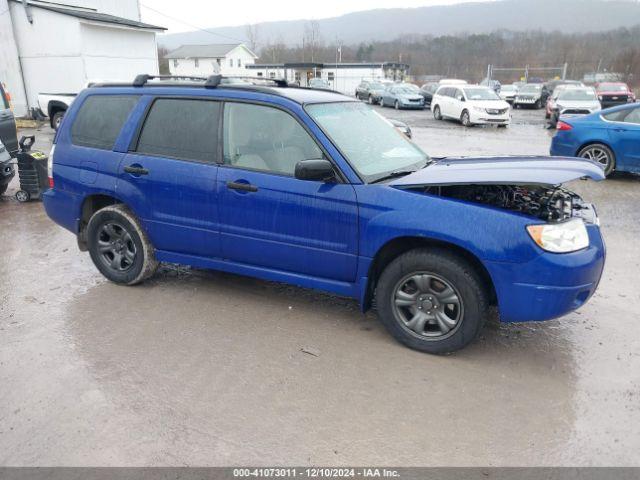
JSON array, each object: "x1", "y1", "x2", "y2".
[
  {"x1": 269, "y1": 72, "x2": 276, "y2": 79},
  {"x1": 229, "y1": 58, "x2": 233, "y2": 67},
  {"x1": 173, "y1": 59, "x2": 178, "y2": 68},
  {"x1": 238, "y1": 58, "x2": 242, "y2": 67},
  {"x1": 194, "y1": 58, "x2": 199, "y2": 68},
  {"x1": 328, "y1": 72, "x2": 335, "y2": 81},
  {"x1": 294, "y1": 72, "x2": 301, "y2": 82},
  {"x1": 257, "y1": 72, "x2": 263, "y2": 77}
]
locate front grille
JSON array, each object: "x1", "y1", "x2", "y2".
[
  {"x1": 486, "y1": 108, "x2": 509, "y2": 115},
  {"x1": 602, "y1": 94, "x2": 628, "y2": 101}
]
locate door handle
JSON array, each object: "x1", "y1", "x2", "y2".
[
  {"x1": 124, "y1": 165, "x2": 149, "y2": 175},
  {"x1": 227, "y1": 181, "x2": 258, "y2": 192}
]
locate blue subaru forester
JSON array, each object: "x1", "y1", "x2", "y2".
[{"x1": 43, "y1": 75, "x2": 606, "y2": 354}]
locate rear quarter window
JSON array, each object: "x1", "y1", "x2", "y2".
[
  {"x1": 71, "y1": 95, "x2": 139, "y2": 150},
  {"x1": 603, "y1": 110, "x2": 630, "y2": 122}
]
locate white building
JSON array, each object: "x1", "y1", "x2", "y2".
[
  {"x1": 165, "y1": 44, "x2": 258, "y2": 77},
  {"x1": 0, "y1": 0, "x2": 165, "y2": 117},
  {"x1": 246, "y1": 62, "x2": 410, "y2": 95}
]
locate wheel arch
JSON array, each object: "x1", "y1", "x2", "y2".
[
  {"x1": 362, "y1": 236, "x2": 497, "y2": 312},
  {"x1": 77, "y1": 193, "x2": 127, "y2": 251},
  {"x1": 47, "y1": 101, "x2": 68, "y2": 127}
]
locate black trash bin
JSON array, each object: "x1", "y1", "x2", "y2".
[{"x1": 15, "y1": 135, "x2": 48, "y2": 202}]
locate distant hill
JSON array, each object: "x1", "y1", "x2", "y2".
[{"x1": 158, "y1": 0, "x2": 640, "y2": 50}]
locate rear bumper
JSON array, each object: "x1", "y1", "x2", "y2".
[
  {"x1": 42, "y1": 188, "x2": 81, "y2": 233},
  {"x1": 485, "y1": 225, "x2": 605, "y2": 322}
]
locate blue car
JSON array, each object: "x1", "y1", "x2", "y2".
[
  {"x1": 380, "y1": 84, "x2": 424, "y2": 110},
  {"x1": 551, "y1": 102, "x2": 640, "y2": 176},
  {"x1": 43, "y1": 74, "x2": 606, "y2": 354}
]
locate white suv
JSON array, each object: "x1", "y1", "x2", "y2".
[{"x1": 431, "y1": 85, "x2": 511, "y2": 127}]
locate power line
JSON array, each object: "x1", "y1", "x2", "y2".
[{"x1": 139, "y1": 3, "x2": 243, "y2": 44}]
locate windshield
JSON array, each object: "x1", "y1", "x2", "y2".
[
  {"x1": 558, "y1": 89, "x2": 597, "y2": 101},
  {"x1": 369, "y1": 82, "x2": 385, "y2": 90},
  {"x1": 599, "y1": 83, "x2": 627, "y2": 92},
  {"x1": 463, "y1": 87, "x2": 500, "y2": 100},
  {"x1": 501, "y1": 85, "x2": 517, "y2": 92},
  {"x1": 520, "y1": 84, "x2": 542, "y2": 93},
  {"x1": 306, "y1": 102, "x2": 429, "y2": 182},
  {"x1": 393, "y1": 86, "x2": 417, "y2": 94}
]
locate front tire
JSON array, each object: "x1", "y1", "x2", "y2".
[
  {"x1": 578, "y1": 143, "x2": 616, "y2": 177},
  {"x1": 433, "y1": 105, "x2": 442, "y2": 120},
  {"x1": 461, "y1": 110, "x2": 472, "y2": 127},
  {"x1": 87, "y1": 204, "x2": 158, "y2": 285},
  {"x1": 394, "y1": 100, "x2": 400, "y2": 110},
  {"x1": 376, "y1": 248, "x2": 489, "y2": 354}
]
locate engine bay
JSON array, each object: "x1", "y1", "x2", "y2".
[{"x1": 423, "y1": 184, "x2": 596, "y2": 223}]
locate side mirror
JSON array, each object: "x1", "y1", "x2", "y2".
[
  {"x1": 295, "y1": 159, "x2": 335, "y2": 182},
  {"x1": 458, "y1": 96, "x2": 465, "y2": 102}
]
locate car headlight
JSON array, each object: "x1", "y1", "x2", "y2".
[
  {"x1": 598, "y1": 95, "x2": 603, "y2": 101},
  {"x1": 526, "y1": 219, "x2": 589, "y2": 253},
  {"x1": 472, "y1": 106, "x2": 484, "y2": 112}
]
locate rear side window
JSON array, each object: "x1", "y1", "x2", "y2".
[
  {"x1": 603, "y1": 110, "x2": 629, "y2": 122},
  {"x1": 136, "y1": 98, "x2": 220, "y2": 163},
  {"x1": 71, "y1": 95, "x2": 138, "y2": 150}
]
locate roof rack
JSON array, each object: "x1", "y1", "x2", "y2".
[{"x1": 132, "y1": 74, "x2": 288, "y2": 89}]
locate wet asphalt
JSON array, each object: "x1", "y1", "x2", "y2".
[{"x1": 0, "y1": 107, "x2": 639, "y2": 466}]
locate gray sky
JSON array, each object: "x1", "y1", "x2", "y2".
[{"x1": 140, "y1": 0, "x2": 493, "y2": 33}]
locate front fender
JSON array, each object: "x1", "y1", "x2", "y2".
[{"x1": 356, "y1": 185, "x2": 542, "y2": 265}]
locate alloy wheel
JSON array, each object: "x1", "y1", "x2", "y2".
[
  {"x1": 96, "y1": 221, "x2": 137, "y2": 272},
  {"x1": 391, "y1": 272, "x2": 464, "y2": 338},
  {"x1": 580, "y1": 145, "x2": 612, "y2": 173}
]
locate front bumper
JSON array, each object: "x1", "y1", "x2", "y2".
[
  {"x1": 399, "y1": 101, "x2": 424, "y2": 109},
  {"x1": 469, "y1": 110, "x2": 510, "y2": 125},
  {"x1": 485, "y1": 225, "x2": 605, "y2": 322}
]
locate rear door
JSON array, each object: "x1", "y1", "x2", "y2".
[
  {"x1": 607, "y1": 106, "x2": 640, "y2": 170},
  {"x1": 0, "y1": 83, "x2": 18, "y2": 155},
  {"x1": 216, "y1": 101, "x2": 359, "y2": 282},
  {"x1": 118, "y1": 97, "x2": 221, "y2": 258}
]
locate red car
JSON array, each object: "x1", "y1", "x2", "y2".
[{"x1": 595, "y1": 82, "x2": 636, "y2": 109}]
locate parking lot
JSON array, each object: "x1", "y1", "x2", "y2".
[{"x1": 1, "y1": 106, "x2": 639, "y2": 466}]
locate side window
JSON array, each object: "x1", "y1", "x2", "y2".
[
  {"x1": 223, "y1": 102, "x2": 323, "y2": 176},
  {"x1": 71, "y1": 95, "x2": 138, "y2": 150},
  {"x1": 603, "y1": 109, "x2": 630, "y2": 122},
  {"x1": 136, "y1": 98, "x2": 220, "y2": 163},
  {"x1": 623, "y1": 107, "x2": 640, "y2": 125}
]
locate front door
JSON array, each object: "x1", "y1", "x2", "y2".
[
  {"x1": 0, "y1": 83, "x2": 18, "y2": 155},
  {"x1": 118, "y1": 97, "x2": 221, "y2": 257},
  {"x1": 217, "y1": 101, "x2": 359, "y2": 282}
]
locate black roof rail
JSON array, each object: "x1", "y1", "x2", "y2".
[
  {"x1": 133, "y1": 74, "x2": 208, "y2": 87},
  {"x1": 131, "y1": 74, "x2": 289, "y2": 89}
]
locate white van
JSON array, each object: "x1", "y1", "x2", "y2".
[{"x1": 431, "y1": 85, "x2": 511, "y2": 127}]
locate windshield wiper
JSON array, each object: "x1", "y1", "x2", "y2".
[{"x1": 370, "y1": 170, "x2": 417, "y2": 184}]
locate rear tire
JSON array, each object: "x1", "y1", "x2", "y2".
[
  {"x1": 433, "y1": 105, "x2": 442, "y2": 120},
  {"x1": 52, "y1": 111, "x2": 65, "y2": 131},
  {"x1": 375, "y1": 248, "x2": 489, "y2": 354},
  {"x1": 87, "y1": 204, "x2": 158, "y2": 285},
  {"x1": 578, "y1": 143, "x2": 616, "y2": 177}
]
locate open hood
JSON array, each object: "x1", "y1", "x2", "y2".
[{"x1": 388, "y1": 156, "x2": 605, "y2": 187}]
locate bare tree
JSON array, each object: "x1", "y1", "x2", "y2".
[
  {"x1": 302, "y1": 20, "x2": 323, "y2": 62},
  {"x1": 262, "y1": 36, "x2": 286, "y2": 63},
  {"x1": 245, "y1": 24, "x2": 260, "y2": 53},
  {"x1": 157, "y1": 46, "x2": 170, "y2": 75}
]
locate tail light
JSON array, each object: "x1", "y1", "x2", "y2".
[
  {"x1": 556, "y1": 121, "x2": 572, "y2": 131},
  {"x1": 47, "y1": 144, "x2": 55, "y2": 188}
]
